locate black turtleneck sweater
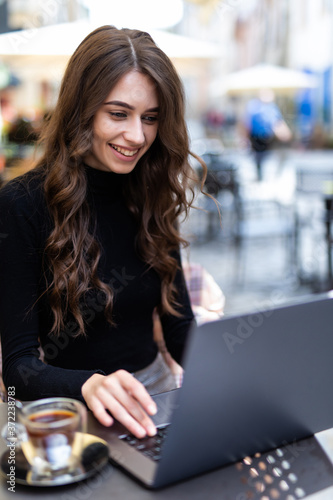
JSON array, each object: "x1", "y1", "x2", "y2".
[{"x1": 0, "y1": 165, "x2": 194, "y2": 401}]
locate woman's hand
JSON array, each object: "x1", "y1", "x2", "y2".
[{"x1": 81, "y1": 370, "x2": 157, "y2": 438}]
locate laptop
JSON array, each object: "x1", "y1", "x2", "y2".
[{"x1": 91, "y1": 292, "x2": 333, "y2": 488}]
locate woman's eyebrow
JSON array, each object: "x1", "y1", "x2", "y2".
[
  {"x1": 104, "y1": 100, "x2": 134, "y2": 109},
  {"x1": 103, "y1": 100, "x2": 159, "y2": 112}
]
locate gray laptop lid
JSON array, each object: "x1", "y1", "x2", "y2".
[
  {"x1": 154, "y1": 292, "x2": 333, "y2": 486},
  {"x1": 92, "y1": 292, "x2": 333, "y2": 488}
]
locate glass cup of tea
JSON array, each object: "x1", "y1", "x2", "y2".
[{"x1": 18, "y1": 397, "x2": 87, "y2": 478}]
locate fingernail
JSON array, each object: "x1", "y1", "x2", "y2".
[
  {"x1": 148, "y1": 403, "x2": 157, "y2": 415},
  {"x1": 147, "y1": 424, "x2": 156, "y2": 436},
  {"x1": 102, "y1": 415, "x2": 113, "y2": 426},
  {"x1": 137, "y1": 428, "x2": 146, "y2": 439}
]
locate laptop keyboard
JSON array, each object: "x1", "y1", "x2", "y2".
[{"x1": 119, "y1": 424, "x2": 170, "y2": 461}]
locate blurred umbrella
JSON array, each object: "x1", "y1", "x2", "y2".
[
  {"x1": 211, "y1": 64, "x2": 318, "y2": 97},
  {"x1": 0, "y1": 21, "x2": 220, "y2": 83},
  {"x1": 0, "y1": 20, "x2": 220, "y2": 60}
]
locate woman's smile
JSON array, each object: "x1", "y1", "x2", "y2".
[
  {"x1": 109, "y1": 144, "x2": 140, "y2": 157},
  {"x1": 84, "y1": 71, "x2": 159, "y2": 174}
]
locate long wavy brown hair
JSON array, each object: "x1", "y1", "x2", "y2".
[{"x1": 35, "y1": 25, "x2": 207, "y2": 336}]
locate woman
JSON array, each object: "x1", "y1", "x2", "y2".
[{"x1": 0, "y1": 26, "x2": 205, "y2": 438}]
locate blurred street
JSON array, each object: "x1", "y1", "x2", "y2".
[
  {"x1": 1, "y1": 0, "x2": 333, "y2": 319},
  {"x1": 181, "y1": 148, "x2": 333, "y2": 317}
]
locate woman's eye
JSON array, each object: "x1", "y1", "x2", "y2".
[
  {"x1": 110, "y1": 112, "x2": 127, "y2": 118},
  {"x1": 143, "y1": 115, "x2": 158, "y2": 123}
]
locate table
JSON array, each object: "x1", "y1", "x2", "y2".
[{"x1": 1, "y1": 403, "x2": 333, "y2": 499}]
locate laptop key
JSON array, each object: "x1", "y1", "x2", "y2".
[{"x1": 119, "y1": 424, "x2": 170, "y2": 461}]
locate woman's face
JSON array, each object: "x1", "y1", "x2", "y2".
[{"x1": 84, "y1": 70, "x2": 159, "y2": 174}]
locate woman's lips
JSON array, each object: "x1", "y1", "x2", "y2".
[{"x1": 110, "y1": 144, "x2": 139, "y2": 157}]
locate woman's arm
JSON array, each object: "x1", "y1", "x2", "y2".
[
  {"x1": 0, "y1": 177, "x2": 102, "y2": 400},
  {"x1": 159, "y1": 252, "x2": 195, "y2": 364}
]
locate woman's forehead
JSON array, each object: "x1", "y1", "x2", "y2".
[{"x1": 104, "y1": 71, "x2": 159, "y2": 109}]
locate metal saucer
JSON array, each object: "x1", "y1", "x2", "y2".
[{"x1": 0, "y1": 432, "x2": 109, "y2": 487}]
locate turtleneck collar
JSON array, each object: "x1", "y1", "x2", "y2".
[{"x1": 84, "y1": 163, "x2": 127, "y2": 197}]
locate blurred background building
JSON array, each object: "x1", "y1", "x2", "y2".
[{"x1": 1, "y1": 0, "x2": 333, "y2": 316}]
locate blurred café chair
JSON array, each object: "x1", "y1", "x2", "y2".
[
  {"x1": 293, "y1": 166, "x2": 333, "y2": 290},
  {"x1": 200, "y1": 152, "x2": 241, "y2": 241},
  {"x1": 233, "y1": 183, "x2": 295, "y2": 284}
]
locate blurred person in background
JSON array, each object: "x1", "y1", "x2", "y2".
[{"x1": 244, "y1": 89, "x2": 292, "y2": 181}]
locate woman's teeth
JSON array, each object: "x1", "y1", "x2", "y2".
[{"x1": 111, "y1": 145, "x2": 138, "y2": 157}]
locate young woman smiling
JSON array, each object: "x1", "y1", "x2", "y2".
[{"x1": 0, "y1": 25, "x2": 206, "y2": 439}]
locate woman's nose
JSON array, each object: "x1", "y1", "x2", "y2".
[{"x1": 124, "y1": 118, "x2": 144, "y2": 145}]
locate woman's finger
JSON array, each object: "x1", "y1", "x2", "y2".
[
  {"x1": 102, "y1": 371, "x2": 157, "y2": 436},
  {"x1": 115, "y1": 370, "x2": 157, "y2": 416},
  {"x1": 85, "y1": 391, "x2": 114, "y2": 427}
]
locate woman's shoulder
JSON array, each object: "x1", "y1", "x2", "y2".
[{"x1": 0, "y1": 167, "x2": 46, "y2": 212}]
